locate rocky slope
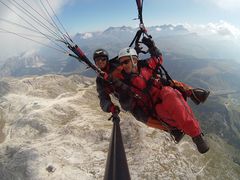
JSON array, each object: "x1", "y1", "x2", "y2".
[{"x1": 0, "y1": 74, "x2": 239, "y2": 180}]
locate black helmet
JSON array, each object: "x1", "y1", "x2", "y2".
[{"x1": 93, "y1": 49, "x2": 109, "y2": 61}]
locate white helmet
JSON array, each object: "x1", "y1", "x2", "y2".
[{"x1": 118, "y1": 47, "x2": 138, "y2": 59}]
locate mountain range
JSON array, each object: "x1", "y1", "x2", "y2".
[{"x1": 1, "y1": 24, "x2": 240, "y2": 77}]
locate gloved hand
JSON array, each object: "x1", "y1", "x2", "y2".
[
  {"x1": 100, "y1": 72, "x2": 112, "y2": 82},
  {"x1": 142, "y1": 36, "x2": 161, "y2": 57},
  {"x1": 109, "y1": 104, "x2": 120, "y2": 114},
  {"x1": 134, "y1": 45, "x2": 142, "y2": 54},
  {"x1": 142, "y1": 36, "x2": 155, "y2": 49}
]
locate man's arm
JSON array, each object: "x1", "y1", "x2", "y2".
[
  {"x1": 142, "y1": 37, "x2": 163, "y2": 66},
  {"x1": 96, "y1": 77, "x2": 114, "y2": 113}
]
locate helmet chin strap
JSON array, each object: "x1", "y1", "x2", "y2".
[{"x1": 130, "y1": 55, "x2": 137, "y2": 69}]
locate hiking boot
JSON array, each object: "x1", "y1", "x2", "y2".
[
  {"x1": 190, "y1": 88, "x2": 210, "y2": 105},
  {"x1": 192, "y1": 134, "x2": 209, "y2": 154},
  {"x1": 170, "y1": 129, "x2": 185, "y2": 144}
]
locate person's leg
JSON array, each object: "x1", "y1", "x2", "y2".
[
  {"x1": 155, "y1": 86, "x2": 201, "y2": 137},
  {"x1": 154, "y1": 86, "x2": 209, "y2": 153}
]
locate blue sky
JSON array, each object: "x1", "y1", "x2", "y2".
[{"x1": 57, "y1": 0, "x2": 240, "y2": 33}]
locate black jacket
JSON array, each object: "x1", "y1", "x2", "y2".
[
  {"x1": 96, "y1": 58, "x2": 120, "y2": 112},
  {"x1": 96, "y1": 59, "x2": 150, "y2": 123}
]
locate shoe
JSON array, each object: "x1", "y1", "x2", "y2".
[
  {"x1": 190, "y1": 88, "x2": 210, "y2": 105},
  {"x1": 170, "y1": 129, "x2": 185, "y2": 143},
  {"x1": 192, "y1": 134, "x2": 209, "y2": 154}
]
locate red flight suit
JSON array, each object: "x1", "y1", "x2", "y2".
[{"x1": 122, "y1": 55, "x2": 201, "y2": 137}]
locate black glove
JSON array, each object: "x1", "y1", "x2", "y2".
[
  {"x1": 134, "y1": 45, "x2": 142, "y2": 54},
  {"x1": 142, "y1": 36, "x2": 155, "y2": 49},
  {"x1": 142, "y1": 37, "x2": 161, "y2": 57}
]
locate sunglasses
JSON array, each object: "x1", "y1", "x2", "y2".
[
  {"x1": 94, "y1": 56, "x2": 108, "y2": 62},
  {"x1": 120, "y1": 59, "x2": 131, "y2": 65}
]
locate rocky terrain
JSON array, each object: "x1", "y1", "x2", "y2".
[{"x1": 0, "y1": 74, "x2": 239, "y2": 180}]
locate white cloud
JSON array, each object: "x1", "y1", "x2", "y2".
[{"x1": 184, "y1": 21, "x2": 240, "y2": 39}]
